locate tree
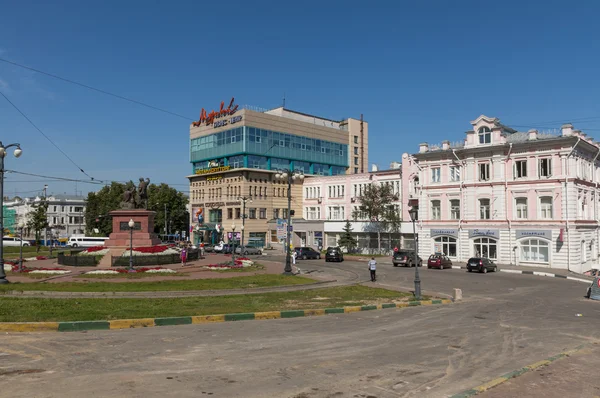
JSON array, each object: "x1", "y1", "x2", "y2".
[
  {"x1": 338, "y1": 220, "x2": 358, "y2": 253},
  {"x1": 85, "y1": 181, "x2": 189, "y2": 238},
  {"x1": 352, "y1": 183, "x2": 399, "y2": 252},
  {"x1": 27, "y1": 199, "x2": 48, "y2": 244}
]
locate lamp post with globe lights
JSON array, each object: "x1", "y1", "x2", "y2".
[
  {"x1": 275, "y1": 168, "x2": 304, "y2": 275},
  {"x1": 237, "y1": 196, "x2": 252, "y2": 249},
  {"x1": 128, "y1": 218, "x2": 136, "y2": 273},
  {"x1": 18, "y1": 220, "x2": 25, "y2": 273},
  {"x1": 408, "y1": 207, "x2": 421, "y2": 300},
  {"x1": 231, "y1": 223, "x2": 236, "y2": 265},
  {"x1": 0, "y1": 142, "x2": 23, "y2": 284}
]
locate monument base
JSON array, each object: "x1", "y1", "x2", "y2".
[{"x1": 105, "y1": 209, "x2": 162, "y2": 248}]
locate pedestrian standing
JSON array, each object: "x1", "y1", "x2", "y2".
[
  {"x1": 181, "y1": 246, "x2": 188, "y2": 266},
  {"x1": 368, "y1": 257, "x2": 377, "y2": 282},
  {"x1": 200, "y1": 242, "x2": 205, "y2": 258},
  {"x1": 292, "y1": 249, "x2": 297, "y2": 265}
]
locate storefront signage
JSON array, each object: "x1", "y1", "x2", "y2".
[
  {"x1": 195, "y1": 165, "x2": 231, "y2": 175},
  {"x1": 430, "y1": 229, "x2": 458, "y2": 238},
  {"x1": 213, "y1": 115, "x2": 242, "y2": 128},
  {"x1": 206, "y1": 175, "x2": 223, "y2": 181},
  {"x1": 468, "y1": 229, "x2": 499, "y2": 239},
  {"x1": 192, "y1": 97, "x2": 239, "y2": 127},
  {"x1": 196, "y1": 201, "x2": 241, "y2": 208},
  {"x1": 516, "y1": 230, "x2": 552, "y2": 240}
]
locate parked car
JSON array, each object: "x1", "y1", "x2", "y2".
[
  {"x1": 221, "y1": 244, "x2": 234, "y2": 254},
  {"x1": 392, "y1": 250, "x2": 422, "y2": 267},
  {"x1": 235, "y1": 246, "x2": 262, "y2": 255},
  {"x1": 325, "y1": 247, "x2": 344, "y2": 262},
  {"x1": 295, "y1": 247, "x2": 321, "y2": 260},
  {"x1": 2, "y1": 236, "x2": 30, "y2": 247},
  {"x1": 427, "y1": 254, "x2": 453, "y2": 269},
  {"x1": 467, "y1": 257, "x2": 498, "y2": 273}
]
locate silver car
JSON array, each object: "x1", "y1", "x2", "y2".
[{"x1": 234, "y1": 246, "x2": 262, "y2": 255}]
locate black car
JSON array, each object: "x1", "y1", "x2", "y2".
[
  {"x1": 325, "y1": 247, "x2": 344, "y2": 262},
  {"x1": 295, "y1": 247, "x2": 321, "y2": 260},
  {"x1": 392, "y1": 250, "x2": 422, "y2": 267},
  {"x1": 467, "y1": 257, "x2": 498, "y2": 273}
]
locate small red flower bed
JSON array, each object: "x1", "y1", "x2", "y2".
[
  {"x1": 113, "y1": 267, "x2": 168, "y2": 273},
  {"x1": 9, "y1": 264, "x2": 67, "y2": 273},
  {"x1": 132, "y1": 246, "x2": 169, "y2": 254},
  {"x1": 36, "y1": 256, "x2": 48, "y2": 260},
  {"x1": 85, "y1": 246, "x2": 106, "y2": 253}
]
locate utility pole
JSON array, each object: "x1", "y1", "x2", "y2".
[
  {"x1": 43, "y1": 185, "x2": 48, "y2": 248},
  {"x1": 164, "y1": 203, "x2": 168, "y2": 236}
]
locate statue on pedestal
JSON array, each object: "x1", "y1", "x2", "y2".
[{"x1": 120, "y1": 178, "x2": 150, "y2": 209}]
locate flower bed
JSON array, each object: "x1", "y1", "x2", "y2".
[
  {"x1": 203, "y1": 259, "x2": 254, "y2": 270},
  {"x1": 84, "y1": 267, "x2": 177, "y2": 275},
  {"x1": 121, "y1": 245, "x2": 180, "y2": 257},
  {"x1": 4, "y1": 262, "x2": 70, "y2": 274},
  {"x1": 79, "y1": 246, "x2": 110, "y2": 256}
]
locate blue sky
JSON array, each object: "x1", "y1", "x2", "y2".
[{"x1": 1, "y1": 0, "x2": 600, "y2": 198}]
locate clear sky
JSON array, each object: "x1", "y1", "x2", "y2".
[{"x1": 1, "y1": 0, "x2": 600, "y2": 198}]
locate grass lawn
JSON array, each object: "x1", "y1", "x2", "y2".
[
  {"x1": 5, "y1": 271, "x2": 51, "y2": 279},
  {"x1": 0, "y1": 286, "x2": 413, "y2": 322},
  {"x1": 0, "y1": 274, "x2": 316, "y2": 292}
]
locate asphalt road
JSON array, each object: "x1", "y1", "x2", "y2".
[{"x1": 2, "y1": 257, "x2": 600, "y2": 398}]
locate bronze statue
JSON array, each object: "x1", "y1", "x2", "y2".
[
  {"x1": 137, "y1": 178, "x2": 150, "y2": 209},
  {"x1": 121, "y1": 188, "x2": 136, "y2": 209}
]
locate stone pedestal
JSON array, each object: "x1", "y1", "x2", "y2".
[{"x1": 105, "y1": 209, "x2": 162, "y2": 248}]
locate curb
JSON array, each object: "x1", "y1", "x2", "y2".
[
  {"x1": 0, "y1": 299, "x2": 452, "y2": 333},
  {"x1": 449, "y1": 343, "x2": 590, "y2": 397},
  {"x1": 450, "y1": 266, "x2": 591, "y2": 284}
]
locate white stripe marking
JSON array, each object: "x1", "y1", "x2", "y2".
[
  {"x1": 500, "y1": 269, "x2": 523, "y2": 274},
  {"x1": 567, "y1": 276, "x2": 593, "y2": 284}
]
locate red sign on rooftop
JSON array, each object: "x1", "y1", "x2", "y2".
[{"x1": 193, "y1": 97, "x2": 239, "y2": 127}]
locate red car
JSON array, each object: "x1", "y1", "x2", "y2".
[{"x1": 427, "y1": 254, "x2": 453, "y2": 269}]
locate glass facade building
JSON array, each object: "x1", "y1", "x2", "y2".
[{"x1": 191, "y1": 126, "x2": 349, "y2": 175}]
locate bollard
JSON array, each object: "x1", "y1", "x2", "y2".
[{"x1": 453, "y1": 288, "x2": 462, "y2": 301}]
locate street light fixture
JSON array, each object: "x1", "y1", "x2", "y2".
[
  {"x1": 128, "y1": 218, "x2": 136, "y2": 273},
  {"x1": 237, "y1": 196, "x2": 252, "y2": 249},
  {"x1": 275, "y1": 168, "x2": 305, "y2": 275},
  {"x1": 231, "y1": 223, "x2": 236, "y2": 265},
  {"x1": 0, "y1": 142, "x2": 23, "y2": 284},
  {"x1": 408, "y1": 207, "x2": 421, "y2": 300}
]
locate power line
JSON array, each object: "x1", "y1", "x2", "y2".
[
  {"x1": 0, "y1": 57, "x2": 193, "y2": 121},
  {"x1": 6, "y1": 170, "x2": 106, "y2": 185},
  {"x1": 0, "y1": 89, "x2": 103, "y2": 182}
]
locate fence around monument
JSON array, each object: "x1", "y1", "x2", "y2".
[{"x1": 111, "y1": 250, "x2": 199, "y2": 267}]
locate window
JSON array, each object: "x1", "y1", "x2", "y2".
[
  {"x1": 53, "y1": 206, "x2": 57, "y2": 212},
  {"x1": 354, "y1": 168, "x2": 358, "y2": 173},
  {"x1": 354, "y1": 157, "x2": 359, "y2": 165},
  {"x1": 235, "y1": 208, "x2": 241, "y2": 219},
  {"x1": 516, "y1": 198, "x2": 528, "y2": 219},
  {"x1": 473, "y1": 238, "x2": 497, "y2": 259},
  {"x1": 354, "y1": 147, "x2": 359, "y2": 155},
  {"x1": 249, "y1": 208, "x2": 257, "y2": 219},
  {"x1": 479, "y1": 163, "x2": 490, "y2": 181},
  {"x1": 328, "y1": 206, "x2": 344, "y2": 220},
  {"x1": 478, "y1": 126, "x2": 491, "y2": 144},
  {"x1": 354, "y1": 136, "x2": 358, "y2": 144},
  {"x1": 69, "y1": 206, "x2": 73, "y2": 212},
  {"x1": 431, "y1": 167, "x2": 441, "y2": 183},
  {"x1": 434, "y1": 236, "x2": 457, "y2": 257},
  {"x1": 259, "y1": 208, "x2": 266, "y2": 219},
  {"x1": 450, "y1": 199, "x2": 460, "y2": 220},
  {"x1": 282, "y1": 209, "x2": 288, "y2": 219},
  {"x1": 515, "y1": 160, "x2": 527, "y2": 179},
  {"x1": 539, "y1": 158, "x2": 551, "y2": 178},
  {"x1": 306, "y1": 207, "x2": 320, "y2": 220},
  {"x1": 540, "y1": 196, "x2": 553, "y2": 219},
  {"x1": 520, "y1": 238, "x2": 549, "y2": 263},
  {"x1": 479, "y1": 199, "x2": 490, "y2": 219},
  {"x1": 227, "y1": 208, "x2": 233, "y2": 219},
  {"x1": 450, "y1": 166, "x2": 460, "y2": 182},
  {"x1": 431, "y1": 200, "x2": 441, "y2": 220},
  {"x1": 273, "y1": 208, "x2": 280, "y2": 219}
]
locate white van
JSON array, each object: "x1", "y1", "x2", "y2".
[
  {"x1": 67, "y1": 236, "x2": 108, "y2": 248},
  {"x1": 3, "y1": 236, "x2": 30, "y2": 247}
]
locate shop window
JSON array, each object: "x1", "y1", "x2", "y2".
[
  {"x1": 520, "y1": 239, "x2": 549, "y2": 263},
  {"x1": 434, "y1": 236, "x2": 457, "y2": 257},
  {"x1": 473, "y1": 237, "x2": 497, "y2": 259}
]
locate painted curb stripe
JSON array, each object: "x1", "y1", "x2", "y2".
[
  {"x1": 110, "y1": 318, "x2": 154, "y2": 329},
  {"x1": 0, "y1": 322, "x2": 59, "y2": 332},
  {"x1": 567, "y1": 276, "x2": 592, "y2": 284},
  {"x1": 450, "y1": 344, "x2": 591, "y2": 398},
  {"x1": 500, "y1": 269, "x2": 522, "y2": 274},
  {"x1": 0, "y1": 299, "x2": 453, "y2": 333}
]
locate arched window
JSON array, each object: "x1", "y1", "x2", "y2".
[
  {"x1": 473, "y1": 238, "x2": 497, "y2": 259},
  {"x1": 478, "y1": 127, "x2": 491, "y2": 144},
  {"x1": 520, "y1": 239, "x2": 549, "y2": 263},
  {"x1": 434, "y1": 236, "x2": 457, "y2": 257}
]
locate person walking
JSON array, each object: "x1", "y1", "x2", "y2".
[
  {"x1": 368, "y1": 257, "x2": 377, "y2": 282},
  {"x1": 181, "y1": 246, "x2": 188, "y2": 266}
]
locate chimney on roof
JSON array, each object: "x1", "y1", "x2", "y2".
[
  {"x1": 561, "y1": 123, "x2": 573, "y2": 136},
  {"x1": 419, "y1": 143, "x2": 429, "y2": 153},
  {"x1": 442, "y1": 140, "x2": 450, "y2": 150},
  {"x1": 528, "y1": 129, "x2": 538, "y2": 140}
]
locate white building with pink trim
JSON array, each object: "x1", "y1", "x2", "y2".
[{"x1": 402, "y1": 115, "x2": 600, "y2": 272}]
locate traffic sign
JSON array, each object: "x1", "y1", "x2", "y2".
[{"x1": 288, "y1": 225, "x2": 293, "y2": 232}]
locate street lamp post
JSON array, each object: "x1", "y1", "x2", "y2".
[
  {"x1": 409, "y1": 207, "x2": 421, "y2": 300},
  {"x1": 237, "y1": 196, "x2": 252, "y2": 249},
  {"x1": 275, "y1": 168, "x2": 304, "y2": 275},
  {"x1": 231, "y1": 223, "x2": 236, "y2": 265},
  {"x1": 128, "y1": 218, "x2": 135, "y2": 273},
  {"x1": 0, "y1": 142, "x2": 23, "y2": 284},
  {"x1": 18, "y1": 221, "x2": 25, "y2": 273}
]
